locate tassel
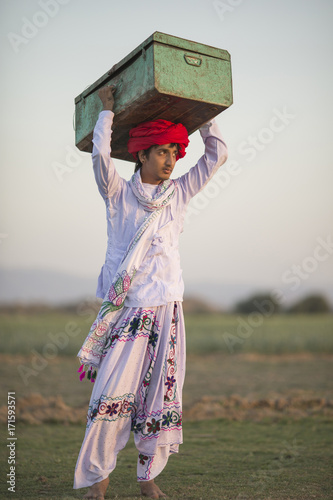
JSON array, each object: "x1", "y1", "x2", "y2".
[{"x1": 78, "y1": 363, "x2": 98, "y2": 382}]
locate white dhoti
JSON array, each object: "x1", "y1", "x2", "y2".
[{"x1": 73, "y1": 301, "x2": 185, "y2": 488}]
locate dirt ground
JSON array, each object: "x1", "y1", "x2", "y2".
[{"x1": 1, "y1": 352, "x2": 332, "y2": 424}]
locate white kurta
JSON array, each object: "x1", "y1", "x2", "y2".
[
  {"x1": 74, "y1": 112, "x2": 228, "y2": 489},
  {"x1": 93, "y1": 110, "x2": 228, "y2": 306}
]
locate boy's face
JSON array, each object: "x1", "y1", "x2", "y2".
[{"x1": 139, "y1": 144, "x2": 178, "y2": 185}]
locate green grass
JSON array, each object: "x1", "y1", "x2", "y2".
[
  {"x1": 185, "y1": 313, "x2": 333, "y2": 354},
  {"x1": 0, "y1": 312, "x2": 86, "y2": 356},
  {"x1": 0, "y1": 419, "x2": 332, "y2": 499},
  {"x1": 0, "y1": 312, "x2": 332, "y2": 356}
]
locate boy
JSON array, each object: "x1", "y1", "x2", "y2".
[{"x1": 74, "y1": 86, "x2": 228, "y2": 499}]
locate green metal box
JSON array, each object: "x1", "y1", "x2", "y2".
[{"x1": 74, "y1": 31, "x2": 232, "y2": 162}]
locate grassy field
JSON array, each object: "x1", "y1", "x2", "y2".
[
  {"x1": 0, "y1": 311, "x2": 332, "y2": 499},
  {"x1": 0, "y1": 311, "x2": 332, "y2": 356},
  {"x1": 0, "y1": 419, "x2": 332, "y2": 500}
]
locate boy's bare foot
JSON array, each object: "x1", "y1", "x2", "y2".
[
  {"x1": 139, "y1": 479, "x2": 167, "y2": 499},
  {"x1": 83, "y1": 476, "x2": 109, "y2": 499}
]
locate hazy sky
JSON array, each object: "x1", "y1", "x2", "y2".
[{"x1": 1, "y1": 0, "x2": 332, "y2": 299}]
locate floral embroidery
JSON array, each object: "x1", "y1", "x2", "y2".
[
  {"x1": 131, "y1": 421, "x2": 144, "y2": 434},
  {"x1": 164, "y1": 304, "x2": 178, "y2": 402},
  {"x1": 143, "y1": 371, "x2": 151, "y2": 387},
  {"x1": 100, "y1": 269, "x2": 137, "y2": 317},
  {"x1": 146, "y1": 418, "x2": 160, "y2": 434},
  {"x1": 148, "y1": 331, "x2": 158, "y2": 347},
  {"x1": 78, "y1": 319, "x2": 111, "y2": 373},
  {"x1": 169, "y1": 334, "x2": 176, "y2": 348},
  {"x1": 162, "y1": 410, "x2": 182, "y2": 428},
  {"x1": 165, "y1": 376, "x2": 176, "y2": 390},
  {"x1": 93, "y1": 321, "x2": 109, "y2": 338},
  {"x1": 106, "y1": 402, "x2": 119, "y2": 416},
  {"x1": 91, "y1": 408, "x2": 98, "y2": 419},
  {"x1": 110, "y1": 333, "x2": 119, "y2": 344},
  {"x1": 87, "y1": 304, "x2": 183, "y2": 441},
  {"x1": 137, "y1": 453, "x2": 154, "y2": 481},
  {"x1": 103, "y1": 309, "x2": 160, "y2": 356},
  {"x1": 139, "y1": 453, "x2": 149, "y2": 465},
  {"x1": 87, "y1": 393, "x2": 136, "y2": 426},
  {"x1": 129, "y1": 317, "x2": 141, "y2": 334},
  {"x1": 132, "y1": 408, "x2": 182, "y2": 438},
  {"x1": 162, "y1": 411, "x2": 172, "y2": 427}
]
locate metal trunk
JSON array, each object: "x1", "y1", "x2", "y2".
[{"x1": 74, "y1": 31, "x2": 233, "y2": 162}]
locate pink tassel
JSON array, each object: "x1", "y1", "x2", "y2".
[
  {"x1": 77, "y1": 364, "x2": 84, "y2": 373},
  {"x1": 79, "y1": 371, "x2": 86, "y2": 381},
  {"x1": 91, "y1": 378, "x2": 95, "y2": 383}
]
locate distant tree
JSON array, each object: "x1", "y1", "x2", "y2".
[
  {"x1": 183, "y1": 296, "x2": 221, "y2": 314},
  {"x1": 287, "y1": 294, "x2": 331, "y2": 314},
  {"x1": 234, "y1": 293, "x2": 280, "y2": 315}
]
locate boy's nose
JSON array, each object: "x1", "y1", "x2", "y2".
[{"x1": 165, "y1": 155, "x2": 172, "y2": 166}]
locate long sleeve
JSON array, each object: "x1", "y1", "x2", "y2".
[
  {"x1": 92, "y1": 110, "x2": 121, "y2": 199},
  {"x1": 177, "y1": 119, "x2": 228, "y2": 204}
]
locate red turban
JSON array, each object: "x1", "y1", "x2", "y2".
[{"x1": 127, "y1": 119, "x2": 189, "y2": 161}]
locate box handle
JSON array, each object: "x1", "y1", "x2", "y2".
[{"x1": 184, "y1": 54, "x2": 202, "y2": 67}]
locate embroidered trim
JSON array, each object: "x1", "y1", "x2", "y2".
[
  {"x1": 137, "y1": 454, "x2": 154, "y2": 481},
  {"x1": 102, "y1": 309, "x2": 160, "y2": 358},
  {"x1": 87, "y1": 393, "x2": 136, "y2": 426},
  {"x1": 164, "y1": 304, "x2": 179, "y2": 403},
  {"x1": 132, "y1": 407, "x2": 182, "y2": 440}
]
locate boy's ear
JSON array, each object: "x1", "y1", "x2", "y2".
[{"x1": 138, "y1": 150, "x2": 145, "y2": 163}]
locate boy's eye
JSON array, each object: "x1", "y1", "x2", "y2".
[{"x1": 157, "y1": 149, "x2": 177, "y2": 156}]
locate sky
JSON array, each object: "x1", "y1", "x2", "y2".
[{"x1": 0, "y1": 0, "x2": 333, "y2": 304}]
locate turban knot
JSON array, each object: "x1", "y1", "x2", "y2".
[{"x1": 127, "y1": 119, "x2": 189, "y2": 161}]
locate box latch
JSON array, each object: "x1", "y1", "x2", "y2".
[{"x1": 184, "y1": 54, "x2": 202, "y2": 67}]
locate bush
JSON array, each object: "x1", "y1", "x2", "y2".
[
  {"x1": 287, "y1": 294, "x2": 331, "y2": 314},
  {"x1": 234, "y1": 293, "x2": 280, "y2": 315}
]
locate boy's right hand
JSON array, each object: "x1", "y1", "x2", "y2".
[{"x1": 98, "y1": 85, "x2": 116, "y2": 111}]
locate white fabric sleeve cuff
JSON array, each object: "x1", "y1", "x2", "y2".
[
  {"x1": 99, "y1": 110, "x2": 114, "y2": 120},
  {"x1": 199, "y1": 118, "x2": 216, "y2": 132}
]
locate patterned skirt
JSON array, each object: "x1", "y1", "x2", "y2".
[{"x1": 74, "y1": 301, "x2": 185, "y2": 488}]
